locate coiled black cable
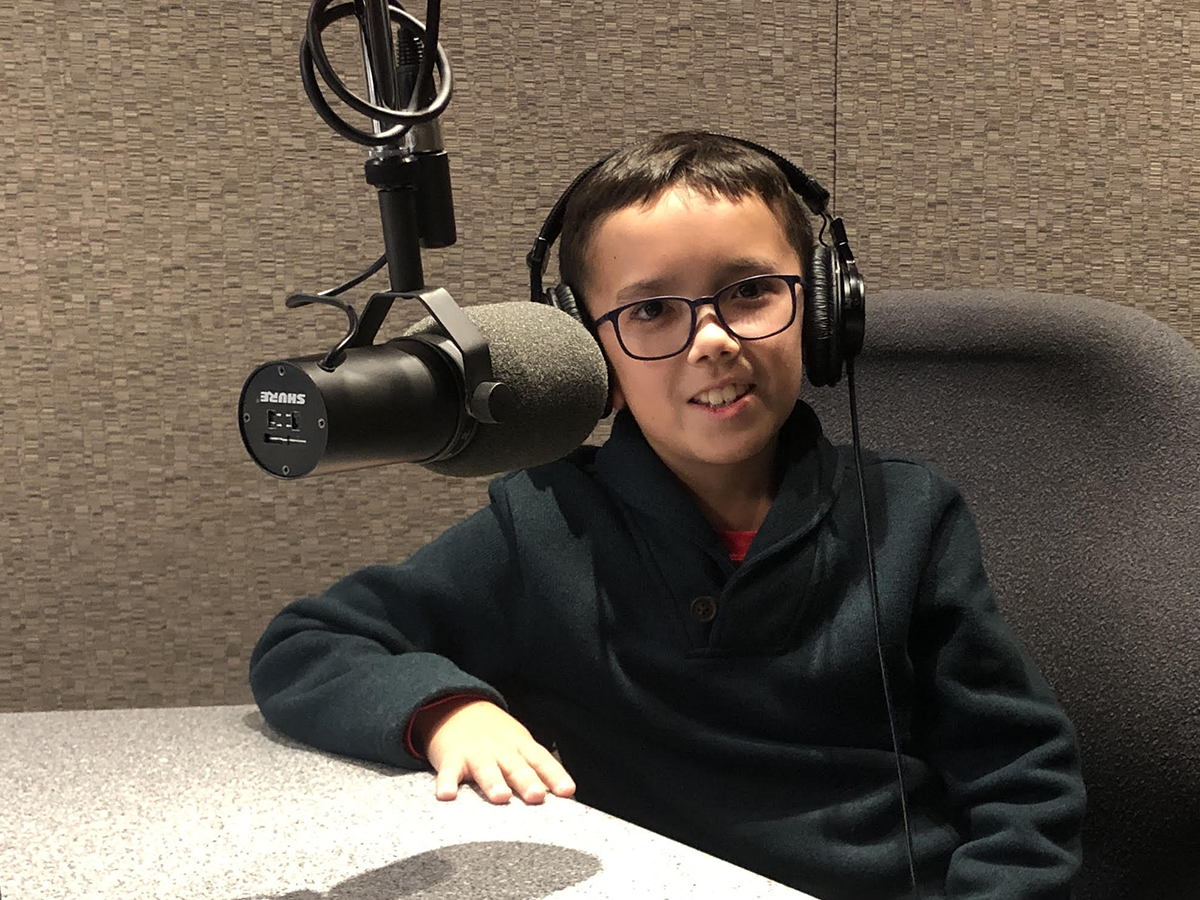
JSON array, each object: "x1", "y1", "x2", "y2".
[{"x1": 298, "y1": 0, "x2": 451, "y2": 147}]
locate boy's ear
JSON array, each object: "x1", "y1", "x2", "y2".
[
  {"x1": 589, "y1": 331, "x2": 624, "y2": 416},
  {"x1": 597, "y1": 347, "x2": 624, "y2": 414},
  {"x1": 608, "y1": 380, "x2": 626, "y2": 413}
]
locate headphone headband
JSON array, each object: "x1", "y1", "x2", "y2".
[{"x1": 527, "y1": 135, "x2": 833, "y2": 302}]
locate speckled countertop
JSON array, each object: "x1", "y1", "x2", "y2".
[{"x1": 0, "y1": 704, "x2": 813, "y2": 900}]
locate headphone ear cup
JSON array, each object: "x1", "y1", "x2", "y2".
[
  {"x1": 547, "y1": 283, "x2": 585, "y2": 324},
  {"x1": 803, "y1": 244, "x2": 844, "y2": 387}
]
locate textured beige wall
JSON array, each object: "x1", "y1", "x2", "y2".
[
  {"x1": 2, "y1": 0, "x2": 1196, "y2": 712},
  {"x1": 0, "y1": 1, "x2": 836, "y2": 710},
  {"x1": 835, "y1": 0, "x2": 1199, "y2": 343}
]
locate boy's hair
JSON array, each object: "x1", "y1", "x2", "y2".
[{"x1": 557, "y1": 131, "x2": 816, "y2": 319}]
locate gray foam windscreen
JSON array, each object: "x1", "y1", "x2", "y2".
[{"x1": 405, "y1": 302, "x2": 610, "y2": 476}]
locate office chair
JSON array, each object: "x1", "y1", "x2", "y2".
[{"x1": 807, "y1": 289, "x2": 1200, "y2": 900}]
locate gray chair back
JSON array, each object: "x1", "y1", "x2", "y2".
[{"x1": 806, "y1": 289, "x2": 1200, "y2": 900}]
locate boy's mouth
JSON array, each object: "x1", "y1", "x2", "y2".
[{"x1": 690, "y1": 383, "x2": 753, "y2": 408}]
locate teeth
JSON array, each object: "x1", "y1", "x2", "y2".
[{"x1": 695, "y1": 384, "x2": 749, "y2": 407}]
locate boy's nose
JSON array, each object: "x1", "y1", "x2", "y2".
[{"x1": 688, "y1": 308, "x2": 740, "y2": 361}]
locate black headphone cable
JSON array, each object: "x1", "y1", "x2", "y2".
[{"x1": 847, "y1": 359, "x2": 921, "y2": 899}]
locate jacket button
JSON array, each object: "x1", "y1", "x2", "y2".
[{"x1": 690, "y1": 595, "x2": 718, "y2": 622}]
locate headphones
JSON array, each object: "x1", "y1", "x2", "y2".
[{"x1": 525, "y1": 134, "x2": 865, "y2": 388}]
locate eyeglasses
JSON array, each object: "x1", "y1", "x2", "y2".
[{"x1": 591, "y1": 274, "x2": 804, "y2": 361}]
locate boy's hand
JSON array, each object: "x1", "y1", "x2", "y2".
[{"x1": 413, "y1": 698, "x2": 576, "y2": 805}]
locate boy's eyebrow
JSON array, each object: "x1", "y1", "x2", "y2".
[
  {"x1": 615, "y1": 257, "x2": 782, "y2": 302},
  {"x1": 616, "y1": 277, "x2": 676, "y2": 302}
]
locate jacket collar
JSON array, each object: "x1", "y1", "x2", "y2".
[{"x1": 593, "y1": 400, "x2": 844, "y2": 552}]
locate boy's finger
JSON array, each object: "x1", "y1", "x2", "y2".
[
  {"x1": 523, "y1": 744, "x2": 576, "y2": 797},
  {"x1": 434, "y1": 758, "x2": 464, "y2": 801},
  {"x1": 497, "y1": 754, "x2": 548, "y2": 805},
  {"x1": 467, "y1": 757, "x2": 513, "y2": 805}
]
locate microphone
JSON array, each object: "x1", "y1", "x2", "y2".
[
  {"x1": 242, "y1": 1, "x2": 609, "y2": 482},
  {"x1": 238, "y1": 301, "x2": 609, "y2": 479}
]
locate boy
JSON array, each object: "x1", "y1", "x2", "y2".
[{"x1": 250, "y1": 132, "x2": 1085, "y2": 900}]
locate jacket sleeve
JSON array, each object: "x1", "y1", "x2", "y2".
[
  {"x1": 910, "y1": 477, "x2": 1086, "y2": 900},
  {"x1": 248, "y1": 493, "x2": 520, "y2": 769}
]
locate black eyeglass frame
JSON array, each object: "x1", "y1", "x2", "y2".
[{"x1": 590, "y1": 273, "x2": 805, "y2": 361}]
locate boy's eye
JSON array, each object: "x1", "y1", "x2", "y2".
[
  {"x1": 734, "y1": 280, "x2": 764, "y2": 298},
  {"x1": 628, "y1": 298, "x2": 674, "y2": 323}
]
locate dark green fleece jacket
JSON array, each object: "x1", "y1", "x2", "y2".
[{"x1": 250, "y1": 401, "x2": 1085, "y2": 900}]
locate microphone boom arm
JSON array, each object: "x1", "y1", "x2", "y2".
[{"x1": 298, "y1": 0, "x2": 458, "y2": 341}]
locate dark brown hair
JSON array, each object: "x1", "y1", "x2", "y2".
[{"x1": 557, "y1": 131, "x2": 815, "y2": 318}]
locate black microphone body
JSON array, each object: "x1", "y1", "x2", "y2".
[
  {"x1": 240, "y1": 339, "x2": 462, "y2": 478},
  {"x1": 239, "y1": 302, "x2": 609, "y2": 479}
]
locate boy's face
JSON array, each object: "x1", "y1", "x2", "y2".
[{"x1": 583, "y1": 186, "x2": 805, "y2": 489}]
